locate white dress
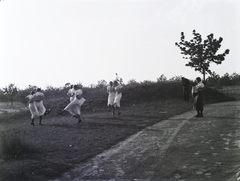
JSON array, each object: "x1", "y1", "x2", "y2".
[
  {"x1": 64, "y1": 89, "x2": 86, "y2": 115},
  {"x1": 32, "y1": 92, "x2": 46, "y2": 116},
  {"x1": 26, "y1": 95, "x2": 39, "y2": 119},
  {"x1": 114, "y1": 85, "x2": 122, "y2": 107},
  {"x1": 107, "y1": 85, "x2": 115, "y2": 106},
  {"x1": 191, "y1": 86, "x2": 198, "y2": 109}
]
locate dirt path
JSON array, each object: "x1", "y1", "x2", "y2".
[{"x1": 52, "y1": 101, "x2": 240, "y2": 181}]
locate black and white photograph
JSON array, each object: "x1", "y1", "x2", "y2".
[{"x1": 0, "y1": 0, "x2": 240, "y2": 180}]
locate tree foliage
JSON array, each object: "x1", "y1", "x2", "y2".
[
  {"x1": 157, "y1": 74, "x2": 167, "y2": 82},
  {"x1": 0, "y1": 89, "x2": 7, "y2": 102},
  {"x1": 206, "y1": 72, "x2": 240, "y2": 87},
  {"x1": 127, "y1": 79, "x2": 138, "y2": 85},
  {"x1": 3, "y1": 83, "x2": 18, "y2": 105},
  {"x1": 168, "y1": 75, "x2": 182, "y2": 82},
  {"x1": 175, "y1": 30, "x2": 230, "y2": 82},
  {"x1": 96, "y1": 79, "x2": 107, "y2": 88}
]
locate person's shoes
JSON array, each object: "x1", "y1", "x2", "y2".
[
  {"x1": 118, "y1": 112, "x2": 121, "y2": 115},
  {"x1": 39, "y1": 123, "x2": 43, "y2": 125},
  {"x1": 199, "y1": 114, "x2": 203, "y2": 117},
  {"x1": 31, "y1": 122, "x2": 35, "y2": 126},
  {"x1": 195, "y1": 114, "x2": 200, "y2": 117},
  {"x1": 77, "y1": 118, "x2": 82, "y2": 123}
]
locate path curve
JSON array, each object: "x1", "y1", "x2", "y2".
[{"x1": 52, "y1": 101, "x2": 240, "y2": 181}]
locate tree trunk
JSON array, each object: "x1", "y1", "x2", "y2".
[{"x1": 203, "y1": 69, "x2": 206, "y2": 85}]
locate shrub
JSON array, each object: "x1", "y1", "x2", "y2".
[{"x1": 122, "y1": 81, "x2": 183, "y2": 104}]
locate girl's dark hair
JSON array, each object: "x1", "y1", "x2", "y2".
[{"x1": 196, "y1": 77, "x2": 201, "y2": 82}]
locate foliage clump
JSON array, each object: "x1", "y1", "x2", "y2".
[{"x1": 175, "y1": 30, "x2": 230, "y2": 82}]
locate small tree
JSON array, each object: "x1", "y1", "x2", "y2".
[
  {"x1": 0, "y1": 89, "x2": 7, "y2": 102},
  {"x1": 168, "y1": 75, "x2": 182, "y2": 82},
  {"x1": 3, "y1": 83, "x2": 18, "y2": 105},
  {"x1": 206, "y1": 71, "x2": 221, "y2": 87},
  {"x1": 96, "y1": 80, "x2": 107, "y2": 88},
  {"x1": 175, "y1": 30, "x2": 230, "y2": 83},
  {"x1": 230, "y1": 72, "x2": 240, "y2": 85},
  {"x1": 157, "y1": 74, "x2": 167, "y2": 82},
  {"x1": 220, "y1": 73, "x2": 232, "y2": 86}
]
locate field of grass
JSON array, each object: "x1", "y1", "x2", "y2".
[{"x1": 0, "y1": 83, "x2": 236, "y2": 181}]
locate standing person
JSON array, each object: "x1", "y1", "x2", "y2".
[
  {"x1": 113, "y1": 80, "x2": 123, "y2": 116},
  {"x1": 27, "y1": 88, "x2": 50, "y2": 125},
  {"x1": 30, "y1": 88, "x2": 48, "y2": 125},
  {"x1": 67, "y1": 84, "x2": 75, "y2": 102},
  {"x1": 26, "y1": 90, "x2": 39, "y2": 125},
  {"x1": 59, "y1": 85, "x2": 91, "y2": 123},
  {"x1": 107, "y1": 81, "x2": 115, "y2": 112},
  {"x1": 195, "y1": 77, "x2": 205, "y2": 117}
]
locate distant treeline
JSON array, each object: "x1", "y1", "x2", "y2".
[
  {"x1": 0, "y1": 72, "x2": 239, "y2": 104},
  {"x1": 206, "y1": 72, "x2": 240, "y2": 87}
]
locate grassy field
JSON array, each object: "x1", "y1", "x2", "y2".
[{"x1": 0, "y1": 83, "x2": 237, "y2": 181}]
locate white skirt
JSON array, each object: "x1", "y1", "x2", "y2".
[
  {"x1": 35, "y1": 101, "x2": 46, "y2": 116},
  {"x1": 29, "y1": 103, "x2": 39, "y2": 119},
  {"x1": 107, "y1": 93, "x2": 115, "y2": 106},
  {"x1": 114, "y1": 93, "x2": 122, "y2": 107},
  {"x1": 64, "y1": 98, "x2": 86, "y2": 115}
]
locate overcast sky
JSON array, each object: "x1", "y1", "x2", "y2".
[{"x1": 0, "y1": 0, "x2": 239, "y2": 89}]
